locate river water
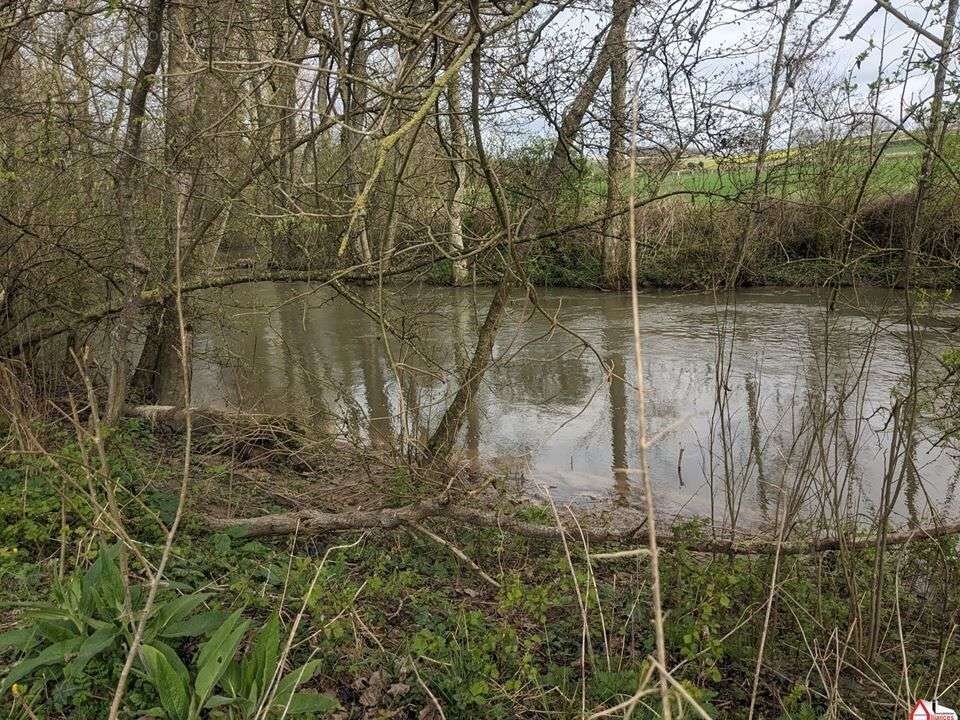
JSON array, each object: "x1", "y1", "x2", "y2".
[{"x1": 188, "y1": 283, "x2": 960, "y2": 526}]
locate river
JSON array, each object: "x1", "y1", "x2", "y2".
[{"x1": 187, "y1": 283, "x2": 960, "y2": 526}]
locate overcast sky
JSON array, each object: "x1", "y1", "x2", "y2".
[
  {"x1": 688, "y1": 0, "x2": 942, "y2": 116},
  {"x1": 529, "y1": 0, "x2": 953, "y2": 147}
]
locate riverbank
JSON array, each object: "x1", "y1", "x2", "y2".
[
  {"x1": 425, "y1": 250, "x2": 960, "y2": 290},
  {"x1": 2, "y1": 416, "x2": 958, "y2": 719}
]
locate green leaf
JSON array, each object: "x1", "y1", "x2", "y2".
[
  {"x1": 280, "y1": 691, "x2": 339, "y2": 716},
  {"x1": 64, "y1": 627, "x2": 119, "y2": 678},
  {"x1": 1, "y1": 637, "x2": 83, "y2": 694},
  {"x1": 220, "y1": 660, "x2": 242, "y2": 699},
  {"x1": 193, "y1": 611, "x2": 249, "y2": 706},
  {"x1": 203, "y1": 695, "x2": 238, "y2": 709},
  {"x1": 141, "y1": 644, "x2": 191, "y2": 720},
  {"x1": 60, "y1": 576, "x2": 84, "y2": 618},
  {"x1": 81, "y1": 546, "x2": 124, "y2": 617},
  {"x1": 0, "y1": 627, "x2": 36, "y2": 652},
  {"x1": 145, "y1": 639, "x2": 190, "y2": 682},
  {"x1": 241, "y1": 613, "x2": 280, "y2": 700},
  {"x1": 138, "y1": 708, "x2": 168, "y2": 718},
  {"x1": 194, "y1": 611, "x2": 242, "y2": 669},
  {"x1": 272, "y1": 660, "x2": 322, "y2": 709},
  {"x1": 33, "y1": 619, "x2": 77, "y2": 643},
  {"x1": 153, "y1": 594, "x2": 212, "y2": 636},
  {"x1": 160, "y1": 611, "x2": 228, "y2": 639}
]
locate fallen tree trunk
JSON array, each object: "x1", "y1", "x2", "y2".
[
  {"x1": 207, "y1": 498, "x2": 960, "y2": 556},
  {"x1": 123, "y1": 404, "x2": 298, "y2": 434}
]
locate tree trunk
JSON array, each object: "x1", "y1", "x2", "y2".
[
  {"x1": 902, "y1": 0, "x2": 958, "y2": 281},
  {"x1": 340, "y1": 12, "x2": 373, "y2": 267},
  {"x1": 601, "y1": 0, "x2": 631, "y2": 289},
  {"x1": 129, "y1": 0, "x2": 197, "y2": 406},
  {"x1": 105, "y1": 0, "x2": 166, "y2": 423},
  {"x1": 730, "y1": 0, "x2": 800, "y2": 285},
  {"x1": 270, "y1": 6, "x2": 307, "y2": 266},
  {"x1": 133, "y1": 0, "x2": 238, "y2": 404},
  {"x1": 446, "y1": 71, "x2": 470, "y2": 286}
]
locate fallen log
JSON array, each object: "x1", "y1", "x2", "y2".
[
  {"x1": 123, "y1": 404, "x2": 302, "y2": 434},
  {"x1": 206, "y1": 499, "x2": 960, "y2": 556}
]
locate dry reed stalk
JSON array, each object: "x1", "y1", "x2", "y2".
[
  {"x1": 412, "y1": 522, "x2": 501, "y2": 588},
  {"x1": 544, "y1": 487, "x2": 591, "y2": 717},
  {"x1": 410, "y1": 655, "x2": 449, "y2": 720},
  {"x1": 747, "y1": 481, "x2": 788, "y2": 720},
  {"x1": 254, "y1": 533, "x2": 368, "y2": 720},
  {"x1": 627, "y1": 56, "x2": 672, "y2": 720}
]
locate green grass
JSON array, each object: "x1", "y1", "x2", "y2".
[
  {"x1": 447, "y1": 132, "x2": 960, "y2": 290},
  {"x1": 573, "y1": 133, "x2": 938, "y2": 201}
]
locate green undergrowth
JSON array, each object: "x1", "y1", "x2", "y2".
[
  {"x1": 428, "y1": 248, "x2": 960, "y2": 291},
  {"x1": 2, "y1": 421, "x2": 959, "y2": 718}
]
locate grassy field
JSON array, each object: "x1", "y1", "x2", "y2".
[{"x1": 564, "y1": 133, "x2": 941, "y2": 202}]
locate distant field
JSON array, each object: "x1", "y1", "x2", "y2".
[
  {"x1": 564, "y1": 134, "x2": 956, "y2": 202},
  {"x1": 660, "y1": 153, "x2": 921, "y2": 198},
  {"x1": 491, "y1": 134, "x2": 950, "y2": 215},
  {"x1": 655, "y1": 134, "x2": 942, "y2": 199}
]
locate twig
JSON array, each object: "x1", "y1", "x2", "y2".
[
  {"x1": 107, "y1": 189, "x2": 195, "y2": 720},
  {"x1": 590, "y1": 548, "x2": 650, "y2": 560},
  {"x1": 747, "y1": 483, "x2": 788, "y2": 720},
  {"x1": 544, "y1": 487, "x2": 590, "y2": 718},
  {"x1": 410, "y1": 656, "x2": 448, "y2": 720},
  {"x1": 587, "y1": 662, "x2": 656, "y2": 719},
  {"x1": 411, "y1": 523, "x2": 501, "y2": 589},
  {"x1": 256, "y1": 533, "x2": 368, "y2": 720},
  {"x1": 649, "y1": 657, "x2": 714, "y2": 719}
]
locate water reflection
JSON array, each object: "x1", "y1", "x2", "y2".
[
  {"x1": 188, "y1": 284, "x2": 960, "y2": 523},
  {"x1": 608, "y1": 354, "x2": 630, "y2": 505}
]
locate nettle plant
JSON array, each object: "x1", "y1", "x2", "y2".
[{"x1": 0, "y1": 547, "x2": 338, "y2": 718}]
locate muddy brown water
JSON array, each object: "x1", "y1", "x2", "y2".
[{"x1": 185, "y1": 283, "x2": 960, "y2": 525}]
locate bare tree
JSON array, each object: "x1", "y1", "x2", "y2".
[{"x1": 105, "y1": 0, "x2": 167, "y2": 423}]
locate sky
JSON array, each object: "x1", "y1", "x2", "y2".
[
  {"x1": 688, "y1": 0, "x2": 942, "y2": 116},
  {"x1": 523, "y1": 0, "x2": 954, "y2": 148}
]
